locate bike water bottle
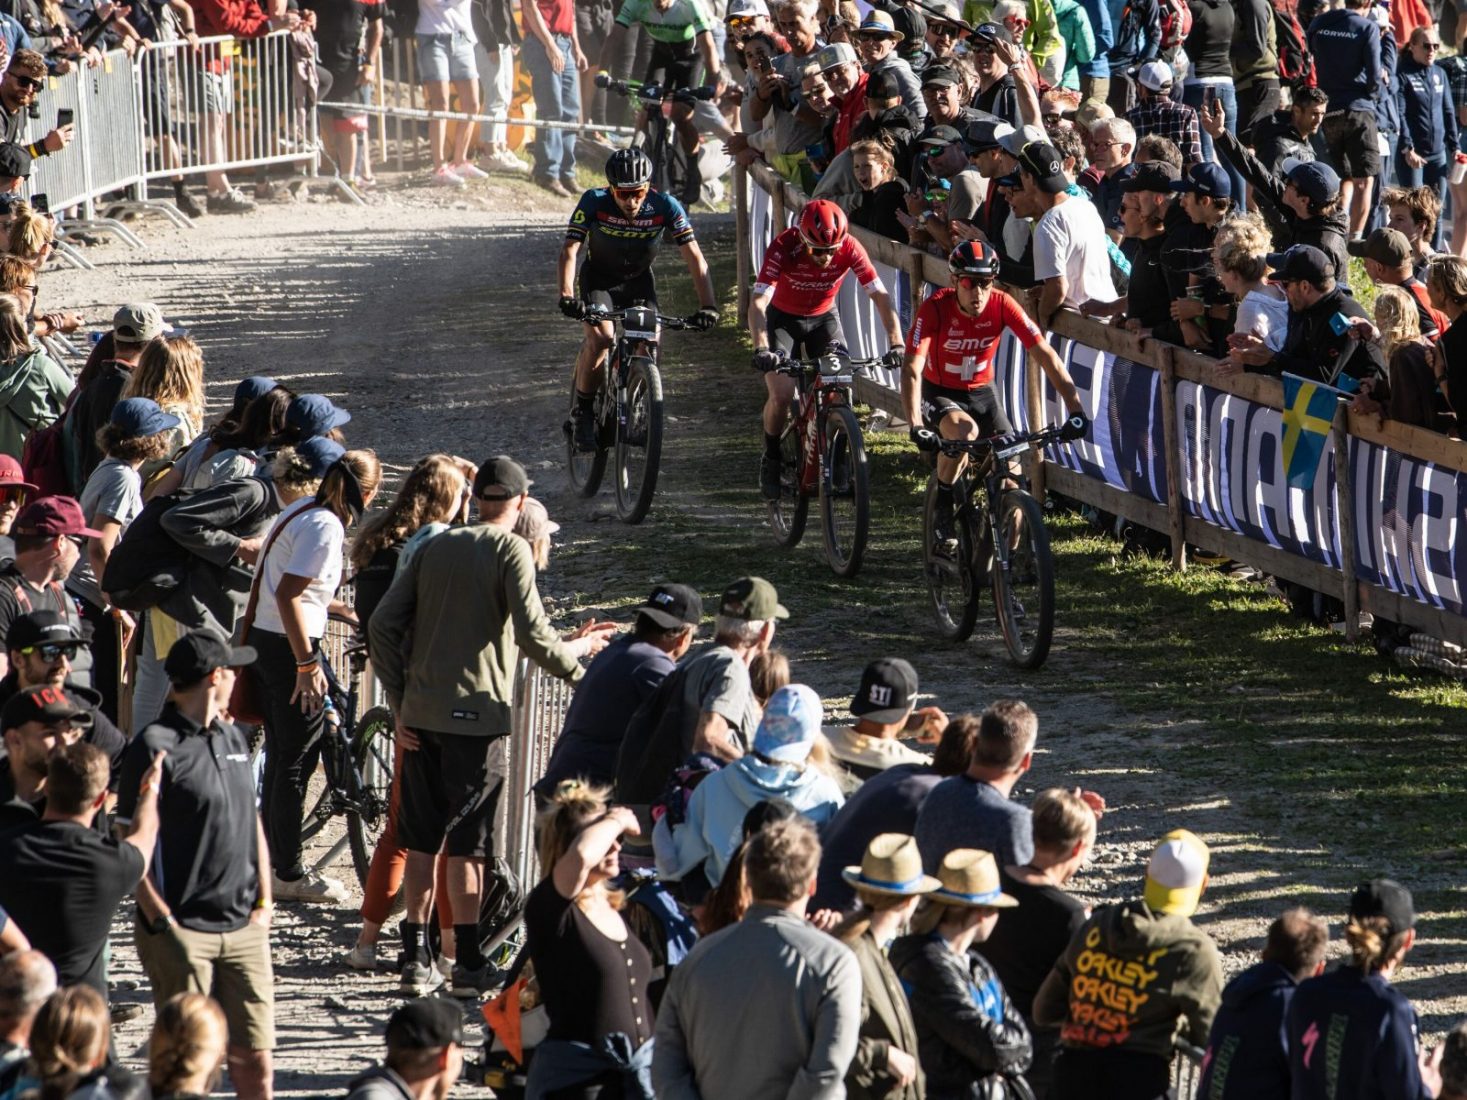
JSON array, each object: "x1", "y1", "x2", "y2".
[{"x1": 322, "y1": 694, "x2": 340, "y2": 734}]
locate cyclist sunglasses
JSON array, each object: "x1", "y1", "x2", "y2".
[
  {"x1": 21, "y1": 642, "x2": 81, "y2": 661},
  {"x1": 807, "y1": 244, "x2": 839, "y2": 256},
  {"x1": 956, "y1": 275, "x2": 994, "y2": 289},
  {"x1": 612, "y1": 185, "x2": 649, "y2": 197}
]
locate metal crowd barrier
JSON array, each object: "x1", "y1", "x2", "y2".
[
  {"x1": 499, "y1": 658, "x2": 576, "y2": 891},
  {"x1": 1172, "y1": 1041, "x2": 1204, "y2": 1098}
]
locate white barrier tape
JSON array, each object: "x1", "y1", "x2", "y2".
[{"x1": 318, "y1": 101, "x2": 637, "y2": 137}]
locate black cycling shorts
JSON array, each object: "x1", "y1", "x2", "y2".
[
  {"x1": 921, "y1": 380, "x2": 1013, "y2": 438},
  {"x1": 766, "y1": 304, "x2": 846, "y2": 359},
  {"x1": 1321, "y1": 109, "x2": 1380, "y2": 179},
  {"x1": 579, "y1": 264, "x2": 658, "y2": 311},
  {"x1": 398, "y1": 729, "x2": 509, "y2": 859},
  {"x1": 646, "y1": 41, "x2": 699, "y2": 92}
]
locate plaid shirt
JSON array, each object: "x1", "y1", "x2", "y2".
[
  {"x1": 1127, "y1": 96, "x2": 1203, "y2": 166},
  {"x1": 1438, "y1": 55, "x2": 1467, "y2": 112}
]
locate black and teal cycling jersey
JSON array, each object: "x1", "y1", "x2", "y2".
[
  {"x1": 614, "y1": 0, "x2": 715, "y2": 45},
  {"x1": 566, "y1": 187, "x2": 697, "y2": 281}
]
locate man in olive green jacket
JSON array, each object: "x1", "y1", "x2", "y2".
[{"x1": 369, "y1": 454, "x2": 585, "y2": 999}]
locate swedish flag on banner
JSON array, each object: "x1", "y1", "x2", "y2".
[{"x1": 1281, "y1": 374, "x2": 1342, "y2": 490}]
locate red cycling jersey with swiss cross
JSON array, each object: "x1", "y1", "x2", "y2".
[
  {"x1": 909, "y1": 287, "x2": 1042, "y2": 389},
  {"x1": 754, "y1": 228, "x2": 884, "y2": 316}
]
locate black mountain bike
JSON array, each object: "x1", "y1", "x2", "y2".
[
  {"x1": 564, "y1": 303, "x2": 692, "y2": 524},
  {"x1": 767, "y1": 352, "x2": 883, "y2": 577},
  {"x1": 595, "y1": 72, "x2": 714, "y2": 207},
  {"x1": 921, "y1": 425, "x2": 1068, "y2": 667}
]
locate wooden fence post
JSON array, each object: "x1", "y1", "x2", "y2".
[
  {"x1": 1332, "y1": 400, "x2": 1361, "y2": 642},
  {"x1": 771, "y1": 182, "x2": 786, "y2": 238},
  {"x1": 1157, "y1": 344, "x2": 1188, "y2": 572},
  {"x1": 1026, "y1": 345, "x2": 1046, "y2": 504},
  {"x1": 734, "y1": 165, "x2": 750, "y2": 326}
]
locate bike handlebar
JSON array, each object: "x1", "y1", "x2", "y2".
[
  {"x1": 579, "y1": 306, "x2": 692, "y2": 330},
  {"x1": 772, "y1": 355, "x2": 883, "y2": 376},
  {"x1": 935, "y1": 424, "x2": 1068, "y2": 458},
  {"x1": 595, "y1": 71, "x2": 716, "y2": 103}
]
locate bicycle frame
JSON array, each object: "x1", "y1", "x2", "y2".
[
  {"x1": 781, "y1": 354, "x2": 865, "y2": 495},
  {"x1": 942, "y1": 429, "x2": 1061, "y2": 576}
]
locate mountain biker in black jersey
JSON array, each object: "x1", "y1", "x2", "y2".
[
  {"x1": 598, "y1": 0, "x2": 723, "y2": 157},
  {"x1": 558, "y1": 147, "x2": 720, "y2": 452}
]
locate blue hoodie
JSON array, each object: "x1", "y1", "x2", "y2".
[
  {"x1": 1196, "y1": 961, "x2": 1298, "y2": 1100},
  {"x1": 656, "y1": 754, "x2": 844, "y2": 885},
  {"x1": 1307, "y1": 7, "x2": 1382, "y2": 114},
  {"x1": 1287, "y1": 965, "x2": 1431, "y2": 1100}
]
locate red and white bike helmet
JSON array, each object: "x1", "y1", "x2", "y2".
[{"x1": 798, "y1": 199, "x2": 848, "y2": 250}]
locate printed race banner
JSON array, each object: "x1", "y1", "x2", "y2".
[
  {"x1": 1349, "y1": 439, "x2": 1467, "y2": 616},
  {"x1": 1175, "y1": 382, "x2": 1342, "y2": 567}
]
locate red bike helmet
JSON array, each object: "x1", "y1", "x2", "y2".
[
  {"x1": 798, "y1": 199, "x2": 848, "y2": 250},
  {"x1": 949, "y1": 240, "x2": 1001, "y2": 279}
]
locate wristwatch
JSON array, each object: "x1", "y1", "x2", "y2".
[{"x1": 147, "y1": 912, "x2": 177, "y2": 935}]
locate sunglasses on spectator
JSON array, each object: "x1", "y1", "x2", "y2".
[
  {"x1": 930, "y1": 23, "x2": 962, "y2": 36},
  {"x1": 10, "y1": 74, "x2": 42, "y2": 90},
  {"x1": 20, "y1": 642, "x2": 80, "y2": 661},
  {"x1": 925, "y1": 189, "x2": 949, "y2": 202},
  {"x1": 728, "y1": 15, "x2": 759, "y2": 26},
  {"x1": 1420, "y1": 39, "x2": 1441, "y2": 49},
  {"x1": 972, "y1": 43, "x2": 997, "y2": 55},
  {"x1": 67, "y1": 534, "x2": 85, "y2": 549},
  {"x1": 956, "y1": 275, "x2": 994, "y2": 289}
]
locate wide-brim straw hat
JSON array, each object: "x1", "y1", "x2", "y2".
[
  {"x1": 929, "y1": 849, "x2": 1018, "y2": 908},
  {"x1": 842, "y1": 833, "x2": 941, "y2": 898}
]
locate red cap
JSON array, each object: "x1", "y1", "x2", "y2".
[
  {"x1": 0, "y1": 455, "x2": 38, "y2": 495},
  {"x1": 13, "y1": 496, "x2": 103, "y2": 539}
]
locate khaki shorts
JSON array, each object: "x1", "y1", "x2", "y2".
[{"x1": 135, "y1": 917, "x2": 275, "y2": 1050}]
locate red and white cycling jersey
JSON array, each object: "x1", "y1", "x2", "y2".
[
  {"x1": 754, "y1": 228, "x2": 884, "y2": 316},
  {"x1": 909, "y1": 287, "x2": 1042, "y2": 390}
]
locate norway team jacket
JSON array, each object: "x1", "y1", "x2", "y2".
[
  {"x1": 1307, "y1": 8, "x2": 1381, "y2": 113},
  {"x1": 1397, "y1": 55, "x2": 1459, "y2": 159},
  {"x1": 369, "y1": 521, "x2": 582, "y2": 737}
]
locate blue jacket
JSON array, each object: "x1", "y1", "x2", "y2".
[
  {"x1": 1196, "y1": 961, "x2": 1297, "y2": 1100},
  {"x1": 1287, "y1": 966, "x2": 1431, "y2": 1100},
  {"x1": 1075, "y1": 0, "x2": 1112, "y2": 77},
  {"x1": 1376, "y1": 24, "x2": 1400, "y2": 136},
  {"x1": 1397, "y1": 54, "x2": 1459, "y2": 157},
  {"x1": 1108, "y1": 0, "x2": 1158, "y2": 72},
  {"x1": 1307, "y1": 8, "x2": 1382, "y2": 113}
]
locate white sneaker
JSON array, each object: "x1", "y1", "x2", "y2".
[
  {"x1": 432, "y1": 165, "x2": 466, "y2": 188},
  {"x1": 435, "y1": 952, "x2": 455, "y2": 977},
  {"x1": 452, "y1": 161, "x2": 490, "y2": 180},
  {"x1": 399, "y1": 958, "x2": 445, "y2": 996},
  {"x1": 346, "y1": 942, "x2": 391, "y2": 971},
  {"x1": 273, "y1": 870, "x2": 348, "y2": 904},
  {"x1": 491, "y1": 149, "x2": 531, "y2": 174}
]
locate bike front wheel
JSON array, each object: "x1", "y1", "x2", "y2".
[
  {"x1": 819, "y1": 405, "x2": 870, "y2": 577},
  {"x1": 346, "y1": 705, "x2": 397, "y2": 891},
  {"x1": 565, "y1": 373, "x2": 608, "y2": 498},
  {"x1": 769, "y1": 423, "x2": 809, "y2": 547},
  {"x1": 922, "y1": 476, "x2": 981, "y2": 641},
  {"x1": 613, "y1": 357, "x2": 664, "y2": 524},
  {"x1": 992, "y1": 490, "x2": 1056, "y2": 668}
]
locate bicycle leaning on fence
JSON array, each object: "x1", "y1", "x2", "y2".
[
  {"x1": 595, "y1": 72, "x2": 713, "y2": 208},
  {"x1": 916, "y1": 424, "x2": 1072, "y2": 666},
  {"x1": 764, "y1": 351, "x2": 884, "y2": 577}
]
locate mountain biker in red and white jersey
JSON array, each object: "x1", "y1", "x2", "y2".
[
  {"x1": 748, "y1": 199, "x2": 905, "y2": 499},
  {"x1": 903, "y1": 241, "x2": 1089, "y2": 547}
]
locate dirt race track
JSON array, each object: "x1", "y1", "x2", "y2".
[{"x1": 56, "y1": 176, "x2": 1463, "y2": 1095}]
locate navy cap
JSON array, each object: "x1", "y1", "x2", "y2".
[
  {"x1": 1168, "y1": 161, "x2": 1231, "y2": 199},
  {"x1": 286, "y1": 394, "x2": 351, "y2": 439},
  {"x1": 233, "y1": 376, "x2": 277, "y2": 406},
  {"x1": 1120, "y1": 161, "x2": 1180, "y2": 193},
  {"x1": 110, "y1": 397, "x2": 181, "y2": 439},
  {"x1": 1266, "y1": 244, "x2": 1334, "y2": 284},
  {"x1": 1285, "y1": 159, "x2": 1341, "y2": 205},
  {"x1": 994, "y1": 171, "x2": 1021, "y2": 188},
  {"x1": 295, "y1": 436, "x2": 345, "y2": 477}
]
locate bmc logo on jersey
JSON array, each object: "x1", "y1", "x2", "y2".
[{"x1": 942, "y1": 336, "x2": 998, "y2": 354}]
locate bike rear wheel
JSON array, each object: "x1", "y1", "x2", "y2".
[
  {"x1": 613, "y1": 357, "x2": 664, "y2": 524},
  {"x1": 346, "y1": 705, "x2": 397, "y2": 891},
  {"x1": 768, "y1": 423, "x2": 808, "y2": 547},
  {"x1": 922, "y1": 476, "x2": 981, "y2": 641},
  {"x1": 992, "y1": 491, "x2": 1055, "y2": 668},
  {"x1": 818, "y1": 405, "x2": 870, "y2": 577},
  {"x1": 565, "y1": 372, "x2": 608, "y2": 498}
]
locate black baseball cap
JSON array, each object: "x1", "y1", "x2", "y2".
[
  {"x1": 0, "y1": 142, "x2": 31, "y2": 180},
  {"x1": 165, "y1": 630, "x2": 257, "y2": 687},
  {"x1": 918, "y1": 124, "x2": 964, "y2": 147},
  {"x1": 473, "y1": 455, "x2": 531, "y2": 500},
  {"x1": 1267, "y1": 244, "x2": 1333, "y2": 284},
  {"x1": 921, "y1": 64, "x2": 961, "y2": 88},
  {"x1": 1017, "y1": 140, "x2": 1067, "y2": 194},
  {"x1": 385, "y1": 998, "x2": 466, "y2": 1051},
  {"x1": 851, "y1": 657, "x2": 918, "y2": 723},
  {"x1": 1120, "y1": 161, "x2": 1180, "y2": 193},
  {"x1": 1349, "y1": 878, "x2": 1414, "y2": 937},
  {"x1": 964, "y1": 118, "x2": 1016, "y2": 153},
  {"x1": 635, "y1": 583, "x2": 704, "y2": 629},
  {"x1": 972, "y1": 20, "x2": 1015, "y2": 44},
  {"x1": 6, "y1": 609, "x2": 89, "y2": 651},
  {"x1": 866, "y1": 70, "x2": 901, "y2": 101},
  {"x1": 1, "y1": 684, "x2": 95, "y2": 732}
]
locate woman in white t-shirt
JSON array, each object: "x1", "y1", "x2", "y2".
[
  {"x1": 1215, "y1": 212, "x2": 1289, "y2": 374},
  {"x1": 71, "y1": 397, "x2": 181, "y2": 725},
  {"x1": 250, "y1": 442, "x2": 382, "y2": 903}
]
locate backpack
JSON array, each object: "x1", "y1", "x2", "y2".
[
  {"x1": 99, "y1": 489, "x2": 195, "y2": 611},
  {"x1": 1158, "y1": 0, "x2": 1193, "y2": 51},
  {"x1": 1272, "y1": 0, "x2": 1314, "y2": 84},
  {"x1": 21, "y1": 416, "x2": 72, "y2": 498}
]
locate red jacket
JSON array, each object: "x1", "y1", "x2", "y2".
[
  {"x1": 831, "y1": 72, "x2": 869, "y2": 155},
  {"x1": 189, "y1": 0, "x2": 272, "y2": 38}
]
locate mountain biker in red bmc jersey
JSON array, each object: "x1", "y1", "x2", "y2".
[
  {"x1": 748, "y1": 199, "x2": 905, "y2": 499},
  {"x1": 903, "y1": 242, "x2": 1089, "y2": 547}
]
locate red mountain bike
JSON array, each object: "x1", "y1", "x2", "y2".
[{"x1": 767, "y1": 352, "x2": 882, "y2": 577}]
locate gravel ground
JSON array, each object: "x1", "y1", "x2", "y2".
[{"x1": 56, "y1": 170, "x2": 1462, "y2": 1096}]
